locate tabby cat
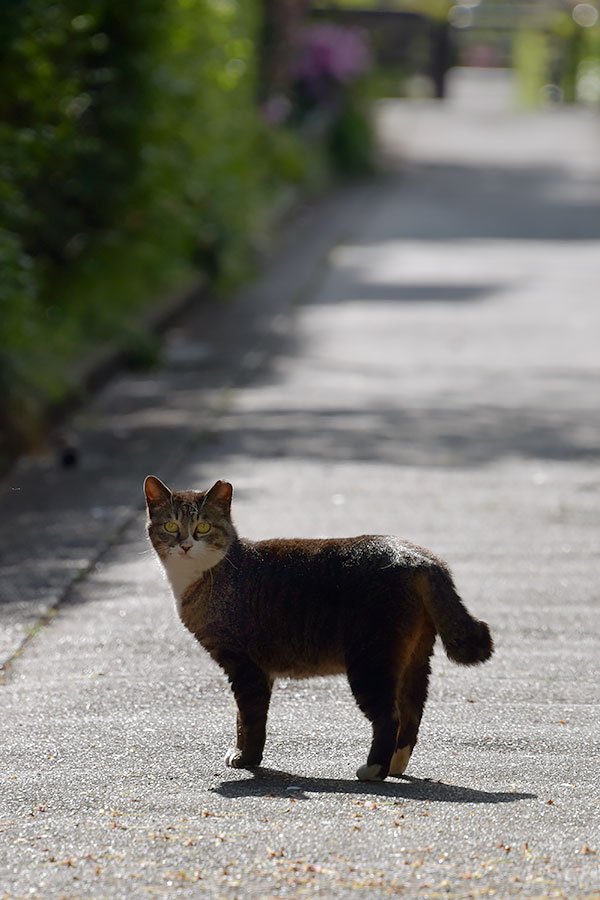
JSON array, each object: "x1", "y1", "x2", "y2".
[{"x1": 144, "y1": 475, "x2": 493, "y2": 781}]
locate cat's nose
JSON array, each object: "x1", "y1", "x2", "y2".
[{"x1": 180, "y1": 541, "x2": 193, "y2": 554}]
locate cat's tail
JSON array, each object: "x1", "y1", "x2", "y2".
[{"x1": 422, "y1": 568, "x2": 493, "y2": 666}]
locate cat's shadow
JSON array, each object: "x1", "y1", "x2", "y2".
[{"x1": 213, "y1": 767, "x2": 536, "y2": 805}]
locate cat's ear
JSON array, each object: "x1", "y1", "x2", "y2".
[
  {"x1": 144, "y1": 475, "x2": 172, "y2": 506},
  {"x1": 204, "y1": 480, "x2": 233, "y2": 513}
]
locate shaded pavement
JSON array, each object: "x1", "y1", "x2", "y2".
[{"x1": 1, "y1": 69, "x2": 599, "y2": 898}]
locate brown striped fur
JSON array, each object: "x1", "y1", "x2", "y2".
[{"x1": 144, "y1": 476, "x2": 493, "y2": 781}]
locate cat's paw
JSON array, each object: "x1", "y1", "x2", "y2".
[
  {"x1": 388, "y1": 745, "x2": 412, "y2": 777},
  {"x1": 225, "y1": 748, "x2": 260, "y2": 769},
  {"x1": 356, "y1": 763, "x2": 385, "y2": 782}
]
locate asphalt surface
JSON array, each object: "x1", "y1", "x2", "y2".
[{"x1": 1, "y1": 69, "x2": 600, "y2": 899}]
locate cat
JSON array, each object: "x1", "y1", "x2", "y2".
[{"x1": 144, "y1": 475, "x2": 493, "y2": 781}]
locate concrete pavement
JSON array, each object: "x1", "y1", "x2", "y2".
[{"x1": 1, "y1": 69, "x2": 600, "y2": 898}]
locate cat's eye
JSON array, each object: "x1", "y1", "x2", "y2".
[
  {"x1": 163, "y1": 521, "x2": 179, "y2": 534},
  {"x1": 195, "y1": 522, "x2": 211, "y2": 536}
]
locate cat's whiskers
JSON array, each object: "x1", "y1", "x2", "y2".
[
  {"x1": 223, "y1": 553, "x2": 239, "y2": 571},
  {"x1": 138, "y1": 546, "x2": 157, "y2": 559}
]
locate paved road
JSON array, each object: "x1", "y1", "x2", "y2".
[{"x1": 2, "y1": 69, "x2": 600, "y2": 898}]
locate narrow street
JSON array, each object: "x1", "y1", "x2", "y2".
[{"x1": 1, "y1": 69, "x2": 599, "y2": 898}]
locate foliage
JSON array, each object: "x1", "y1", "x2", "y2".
[
  {"x1": 0, "y1": 228, "x2": 46, "y2": 452},
  {"x1": 513, "y1": 30, "x2": 551, "y2": 107},
  {"x1": 0, "y1": 1, "x2": 379, "y2": 466},
  {"x1": 327, "y1": 86, "x2": 374, "y2": 176},
  {"x1": 513, "y1": 7, "x2": 600, "y2": 107},
  {"x1": 560, "y1": 12, "x2": 600, "y2": 105},
  {"x1": 311, "y1": 0, "x2": 451, "y2": 18},
  {"x1": 0, "y1": 0, "x2": 282, "y2": 463},
  {"x1": 287, "y1": 23, "x2": 375, "y2": 174}
]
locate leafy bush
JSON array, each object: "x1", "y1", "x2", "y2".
[
  {"x1": 0, "y1": 228, "x2": 45, "y2": 453},
  {"x1": 514, "y1": 11, "x2": 600, "y2": 107},
  {"x1": 0, "y1": 2, "x2": 379, "y2": 466},
  {"x1": 286, "y1": 23, "x2": 375, "y2": 174},
  {"x1": 513, "y1": 29, "x2": 551, "y2": 107},
  {"x1": 0, "y1": 0, "x2": 283, "y2": 464}
]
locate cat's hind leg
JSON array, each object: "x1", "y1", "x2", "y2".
[
  {"x1": 389, "y1": 743, "x2": 412, "y2": 777},
  {"x1": 346, "y1": 652, "x2": 400, "y2": 782},
  {"x1": 389, "y1": 651, "x2": 432, "y2": 777},
  {"x1": 215, "y1": 652, "x2": 273, "y2": 769}
]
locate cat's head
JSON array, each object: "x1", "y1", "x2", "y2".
[{"x1": 144, "y1": 475, "x2": 235, "y2": 577}]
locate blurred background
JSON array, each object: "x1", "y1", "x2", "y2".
[{"x1": 1, "y1": 0, "x2": 599, "y2": 469}]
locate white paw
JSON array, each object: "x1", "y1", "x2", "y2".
[
  {"x1": 356, "y1": 763, "x2": 384, "y2": 782},
  {"x1": 225, "y1": 748, "x2": 261, "y2": 769},
  {"x1": 225, "y1": 748, "x2": 245, "y2": 768},
  {"x1": 389, "y1": 745, "x2": 412, "y2": 777}
]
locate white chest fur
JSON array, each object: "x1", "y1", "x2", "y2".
[{"x1": 162, "y1": 546, "x2": 225, "y2": 614}]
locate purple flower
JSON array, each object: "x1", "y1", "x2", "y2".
[{"x1": 293, "y1": 25, "x2": 371, "y2": 103}]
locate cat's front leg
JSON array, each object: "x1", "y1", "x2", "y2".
[
  {"x1": 224, "y1": 705, "x2": 268, "y2": 769},
  {"x1": 216, "y1": 652, "x2": 273, "y2": 769}
]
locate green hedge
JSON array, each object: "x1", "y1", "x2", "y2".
[
  {"x1": 514, "y1": 13, "x2": 600, "y2": 107},
  {"x1": 0, "y1": 1, "x2": 375, "y2": 464},
  {"x1": 0, "y1": 0, "x2": 290, "y2": 459}
]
